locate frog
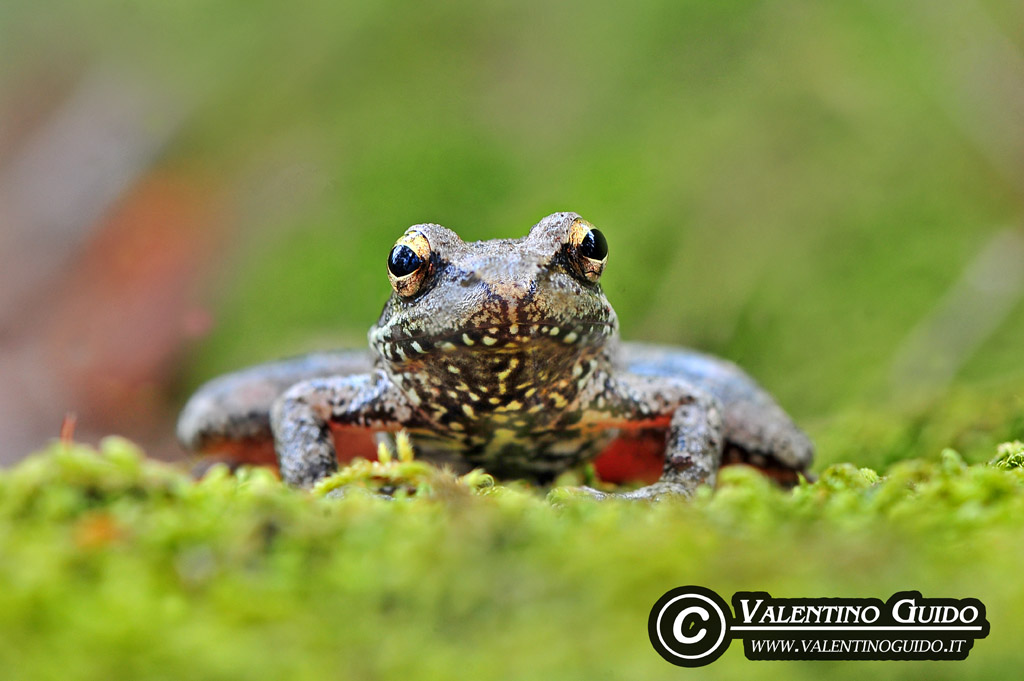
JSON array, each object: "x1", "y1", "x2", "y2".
[{"x1": 177, "y1": 212, "x2": 813, "y2": 498}]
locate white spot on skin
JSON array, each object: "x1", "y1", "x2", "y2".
[
  {"x1": 490, "y1": 428, "x2": 519, "y2": 447},
  {"x1": 488, "y1": 397, "x2": 501, "y2": 405},
  {"x1": 447, "y1": 365, "x2": 460, "y2": 374},
  {"x1": 396, "y1": 347, "x2": 408, "y2": 360},
  {"x1": 549, "y1": 326, "x2": 560, "y2": 336},
  {"x1": 488, "y1": 327, "x2": 499, "y2": 334},
  {"x1": 440, "y1": 342, "x2": 457, "y2": 352},
  {"x1": 547, "y1": 440, "x2": 583, "y2": 455},
  {"x1": 482, "y1": 336, "x2": 498, "y2": 346},
  {"x1": 524, "y1": 387, "x2": 537, "y2": 398},
  {"x1": 572, "y1": 362, "x2": 583, "y2": 378},
  {"x1": 551, "y1": 393, "x2": 568, "y2": 408},
  {"x1": 508, "y1": 324, "x2": 519, "y2": 335},
  {"x1": 462, "y1": 334, "x2": 474, "y2": 346},
  {"x1": 562, "y1": 331, "x2": 578, "y2": 343},
  {"x1": 449, "y1": 422, "x2": 465, "y2": 431},
  {"x1": 462, "y1": 404, "x2": 476, "y2": 418},
  {"x1": 497, "y1": 358, "x2": 519, "y2": 381},
  {"x1": 411, "y1": 341, "x2": 426, "y2": 354},
  {"x1": 468, "y1": 392, "x2": 480, "y2": 401},
  {"x1": 447, "y1": 390, "x2": 459, "y2": 399}
]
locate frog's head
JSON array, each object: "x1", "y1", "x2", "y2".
[{"x1": 369, "y1": 212, "x2": 618, "y2": 414}]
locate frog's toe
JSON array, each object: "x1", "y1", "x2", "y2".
[
  {"x1": 566, "y1": 482, "x2": 696, "y2": 502},
  {"x1": 576, "y1": 485, "x2": 612, "y2": 500},
  {"x1": 547, "y1": 485, "x2": 616, "y2": 502},
  {"x1": 615, "y1": 481, "x2": 697, "y2": 501}
]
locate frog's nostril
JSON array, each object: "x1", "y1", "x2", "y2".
[{"x1": 459, "y1": 272, "x2": 481, "y2": 288}]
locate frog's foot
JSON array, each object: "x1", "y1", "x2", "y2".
[
  {"x1": 617, "y1": 481, "x2": 698, "y2": 500},
  {"x1": 574, "y1": 481, "x2": 697, "y2": 501},
  {"x1": 320, "y1": 484, "x2": 415, "y2": 500},
  {"x1": 594, "y1": 374, "x2": 725, "y2": 500},
  {"x1": 571, "y1": 485, "x2": 612, "y2": 500},
  {"x1": 270, "y1": 371, "x2": 420, "y2": 488}
]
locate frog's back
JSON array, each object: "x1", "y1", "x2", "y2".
[{"x1": 621, "y1": 342, "x2": 813, "y2": 472}]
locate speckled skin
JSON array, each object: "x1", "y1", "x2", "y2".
[{"x1": 177, "y1": 212, "x2": 813, "y2": 498}]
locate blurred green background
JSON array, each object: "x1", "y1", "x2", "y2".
[{"x1": 2, "y1": 0, "x2": 1022, "y2": 466}]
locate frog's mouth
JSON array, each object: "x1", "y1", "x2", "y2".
[{"x1": 370, "y1": 320, "x2": 615, "y2": 362}]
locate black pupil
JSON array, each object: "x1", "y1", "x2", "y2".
[
  {"x1": 388, "y1": 245, "x2": 422, "y2": 278},
  {"x1": 580, "y1": 229, "x2": 608, "y2": 260}
]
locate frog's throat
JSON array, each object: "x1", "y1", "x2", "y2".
[
  {"x1": 377, "y1": 334, "x2": 610, "y2": 434},
  {"x1": 369, "y1": 320, "x2": 616, "y2": 363}
]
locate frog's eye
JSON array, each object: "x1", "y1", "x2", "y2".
[
  {"x1": 567, "y1": 218, "x2": 608, "y2": 283},
  {"x1": 387, "y1": 230, "x2": 432, "y2": 297}
]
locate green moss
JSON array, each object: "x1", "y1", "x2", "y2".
[
  {"x1": 991, "y1": 441, "x2": 1024, "y2": 470},
  {"x1": 2, "y1": 439, "x2": 1024, "y2": 680}
]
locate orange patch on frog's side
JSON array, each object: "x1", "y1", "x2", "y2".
[
  {"x1": 197, "y1": 428, "x2": 668, "y2": 485},
  {"x1": 194, "y1": 425, "x2": 799, "y2": 488},
  {"x1": 589, "y1": 417, "x2": 675, "y2": 485},
  {"x1": 592, "y1": 432, "x2": 665, "y2": 485},
  {"x1": 193, "y1": 426, "x2": 378, "y2": 478},
  {"x1": 593, "y1": 437, "x2": 806, "y2": 488}
]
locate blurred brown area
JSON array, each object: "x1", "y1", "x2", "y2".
[{"x1": 0, "y1": 66, "x2": 223, "y2": 463}]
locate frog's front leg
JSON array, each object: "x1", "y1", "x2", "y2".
[
  {"x1": 591, "y1": 374, "x2": 724, "y2": 500},
  {"x1": 270, "y1": 370, "x2": 418, "y2": 488}
]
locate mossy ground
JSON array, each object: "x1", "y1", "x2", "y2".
[{"x1": 3, "y1": 433, "x2": 1024, "y2": 681}]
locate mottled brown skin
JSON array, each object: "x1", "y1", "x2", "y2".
[{"x1": 178, "y1": 212, "x2": 813, "y2": 498}]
